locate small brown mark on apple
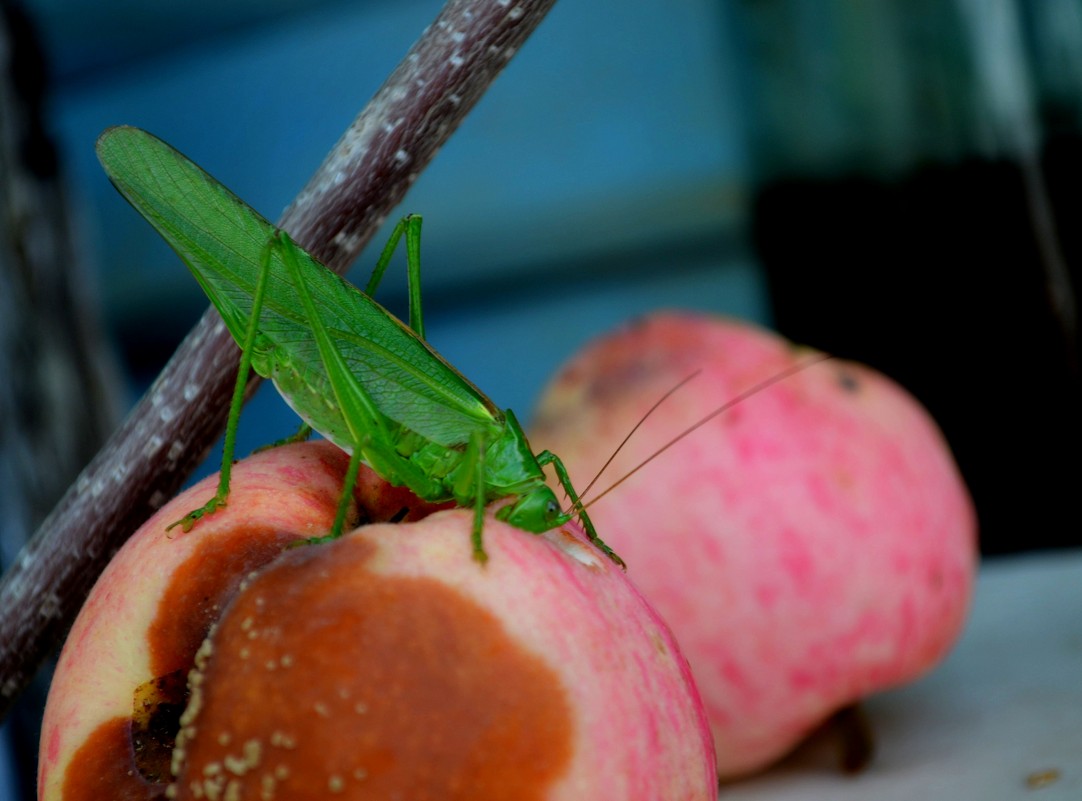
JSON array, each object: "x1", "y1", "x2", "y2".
[
  {"x1": 835, "y1": 367, "x2": 861, "y2": 394},
  {"x1": 651, "y1": 631, "x2": 670, "y2": 658}
]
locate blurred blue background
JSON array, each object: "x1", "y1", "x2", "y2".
[
  {"x1": 47, "y1": 0, "x2": 762, "y2": 425},
  {"x1": 3, "y1": 0, "x2": 1082, "y2": 798}
]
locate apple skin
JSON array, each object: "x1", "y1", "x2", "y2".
[
  {"x1": 39, "y1": 440, "x2": 716, "y2": 800},
  {"x1": 529, "y1": 312, "x2": 978, "y2": 778}
]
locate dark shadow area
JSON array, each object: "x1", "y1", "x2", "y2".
[{"x1": 754, "y1": 137, "x2": 1082, "y2": 556}]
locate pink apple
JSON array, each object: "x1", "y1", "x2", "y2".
[
  {"x1": 39, "y1": 440, "x2": 716, "y2": 800},
  {"x1": 530, "y1": 312, "x2": 978, "y2": 778}
]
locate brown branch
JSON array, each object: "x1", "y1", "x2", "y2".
[{"x1": 0, "y1": 0, "x2": 557, "y2": 719}]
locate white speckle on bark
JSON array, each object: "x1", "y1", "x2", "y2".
[
  {"x1": 394, "y1": 149, "x2": 411, "y2": 165},
  {"x1": 332, "y1": 230, "x2": 363, "y2": 254},
  {"x1": 38, "y1": 591, "x2": 62, "y2": 620},
  {"x1": 143, "y1": 434, "x2": 164, "y2": 459},
  {"x1": 387, "y1": 84, "x2": 410, "y2": 105},
  {"x1": 167, "y1": 440, "x2": 186, "y2": 462},
  {"x1": 210, "y1": 346, "x2": 232, "y2": 370},
  {"x1": 508, "y1": 5, "x2": 525, "y2": 20},
  {"x1": 112, "y1": 459, "x2": 130, "y2": 486}
]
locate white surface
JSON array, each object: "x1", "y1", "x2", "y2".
[{"x1": 720, "y1": 550, "x2": 1082, "y2": 799}]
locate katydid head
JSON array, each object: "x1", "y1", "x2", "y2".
[
  {"x1": 496, "y1": 474, "x2": 626, "y2": 568},
  {"x1": 495, "y1": 485, "x2": 566, "y2": 534}
]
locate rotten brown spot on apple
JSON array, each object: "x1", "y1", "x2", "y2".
[{"x1": 171, "y1": 535, "x2": 573, "y2": 800}]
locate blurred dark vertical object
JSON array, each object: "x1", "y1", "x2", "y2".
[
  {"x1": 740, "y1": 0, "x2": 1081, "y2": 555},
  {"x1": 0, "y1": 1, "x2": 121, "y2": 797}
]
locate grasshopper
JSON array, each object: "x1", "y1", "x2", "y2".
[{"x1": 96, "y1": 126, "x2": 619, "y2": 566}]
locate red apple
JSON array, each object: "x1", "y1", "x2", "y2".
[
  {"x1": 39, "y1": 440, "x2": 716, "y2": 799},
  {"x1": 530, "y1": 312, "x2": 978, "y2": 778}
]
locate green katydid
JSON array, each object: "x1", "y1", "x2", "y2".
[{"x1": 95, "y1": 125, "x2": 620, "y2": 566}]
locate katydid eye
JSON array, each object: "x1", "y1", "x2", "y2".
[{"x1": 546, "y1": 500, "x2": 559, "y2": 516}]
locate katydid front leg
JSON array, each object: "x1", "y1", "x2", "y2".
[{"x1": 538, "y1": 451, "x2": 625, "y2": 569}]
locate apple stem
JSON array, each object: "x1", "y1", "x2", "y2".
[
  {"x1": 0, "y1": 0, "x2": 558, "y2": 721},
  {"x1": 832, "y1": 703, "x2": 876, "y2": 774}
]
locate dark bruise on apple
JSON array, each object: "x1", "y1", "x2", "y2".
[{"x1": 39, "y1": 441, "x2": 718, "y2": 800}]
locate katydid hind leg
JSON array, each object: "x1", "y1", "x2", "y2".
[
  {"x1": 403, "y1": 214, "x2": 425, "y2": 339},
  {"x1": 537, "y1": 450, "x2": 626, "y2": 569},
  {"x1": 168, "y1": 237, "x2": 276, "y2": 533},
  {"x1": 362, "y1": 216, "x2": 407, "y2": 298},
  {"x1": 363, "y1": 214, "x2": 426, "y2": 339}
]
